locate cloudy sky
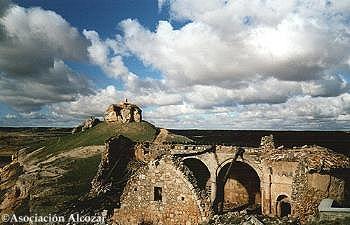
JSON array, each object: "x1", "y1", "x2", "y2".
[{"x1": 0, "y1": 0, "x2": 349, "y2": 130}]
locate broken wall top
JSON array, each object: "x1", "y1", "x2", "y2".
[{"x1": 104, "y1": 101, "x2": 142, "y2": 123}]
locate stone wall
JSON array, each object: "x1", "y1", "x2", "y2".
[
  {"x1": 105, "y1": 102, "x2": 142, "y2": 124},
  {"x1": 113, "y1": 156, "x2": 211, "y2": 225},
  {"x1": 103, "y1": 135, "x2": 350, "y2": 224},
  {"x1": 72, "y1": 116, "x2": 100, "y2": 133},
  {"x1": 268, "y1": 161, "x2": 297, "y2": 216},
  {"x1": 90, "y1": 135, "x2": 135, "y2": 196},
  {"x1": 291, "y1": 160, "x2": 347, "y2": 223}
]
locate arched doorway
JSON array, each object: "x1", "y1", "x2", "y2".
[
  {"x1": 216, "y1": 161, "x2": 261, "y2": 212},
  {"x1": 183, "y1": 158, "x2": 211, "y2": 191},
  {"x1": 276, "y1": 195, "x2": 291, "y2": 217}
]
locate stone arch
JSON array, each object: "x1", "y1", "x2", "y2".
[
  {"x1": 215, "y1": 160, "x2": 261, "y2": 212},
  {"x1": 183, "y1": 157, "x2": 211, "y2": 191},
  {"x1": 216, "y1": 157, "x2": 262, "y2": 180},
  {"x1": 276, "y1": 194, "x2": 291, "y2": 217}
]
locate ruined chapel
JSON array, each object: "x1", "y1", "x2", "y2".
[{"x1": 91, "y1": 103, "x2": 350, "y2": 225}]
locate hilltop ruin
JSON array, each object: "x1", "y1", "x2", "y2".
[{"x1": 104, "y1": 99, "x2": 142, "y2": 124}]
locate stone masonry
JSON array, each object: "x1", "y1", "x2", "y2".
[
  {"x1": 104, "y1": 100, "x2": 142, "y2": 123},
  {"x1": 108, "y1": 135, "x2": 350, "y2": 224},
  {"x1": 113, "y1": 156, "x2": 212, "y2": 225}
]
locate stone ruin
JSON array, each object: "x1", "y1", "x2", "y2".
[
  {"x1": 90, "y1": 133, "x2": 350, "y2": 225},
  {"x1": 104, "y1": 99, "x2": 142, "y2": 124},
  {"x1": 71, "y1": 100, "x2": 142, "y2": 133},
  {"x1": 72, "y1": 116, "x2": 101, "y2": 133}
]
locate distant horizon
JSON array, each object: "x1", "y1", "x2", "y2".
[
  {"x1": 0, "y1": 0, "x2": 349, "y2": 130},
  {"x1": 0, "y1": 125, "x2": 349, "y2": 132}
]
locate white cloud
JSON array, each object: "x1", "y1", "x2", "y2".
[
  {"x1": 0, "y1": 60, "x2": 91, "y2": 112},
  {"x1": 51, "y1": 85, "x2": 122, "y2": 117},
  {"x1": 184, "y1": 75, "x2": 349, "y2": 108},
  {"x1": 62, "y1": 0, "x2": 350, "y2": 129},
  {"x1": 81, "y1": 0, "x2": 350, "y2": 130},
  {"x1": 0, "y1": 4, "x2": 92, "y2": 112},
  {"x1": 144, "y1": 93, "x2": 350, "y2": 130},
  {"x1": 5, "y1": 113, "x2": 16, "y2": 119},
  {"x1": 1, "y1": 5, "x2": 87, "y2": 61},
  {"x1": 83, "y1": 30, "x2": 130, "y2": 79},
  {"x1": 2, "y1": 0, "x2": 350, "y2": 130},
  {"x1": 121, "y1": 5, "x2": 350, "y2": 84}
]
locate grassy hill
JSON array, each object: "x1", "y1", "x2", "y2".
[
  {"x1": 0, "y1": 121, "x2": 159, "y2": 217},
  {"x1": 0, "y1": 121, "x2": 199, "y2": 217},
  {"x1": 27, "y1": 121, "x2": 158, "y2": 159}
]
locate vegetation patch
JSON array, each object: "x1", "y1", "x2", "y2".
[
  {"x1": 30, "y1": 121, "x2": 158, "y2": 159},
  {"x1": 31, "y1": 154, "x2": 101, "y2": 215}
]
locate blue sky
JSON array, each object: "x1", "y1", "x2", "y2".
[
  {"x1": 13, "y1": 0, "x2": 166, "y2": 88},
  {"x1": 0, "y1": 0, "x2": 350, "y2": 130},
  {"x1": 14, "y1": 0, "x2": 165, "y2": 36}
]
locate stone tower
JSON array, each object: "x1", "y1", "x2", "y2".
[{"x1": 104, "y1": 100, "x2": 142, "y2": 123}]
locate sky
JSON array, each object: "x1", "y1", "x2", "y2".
[{"x1": 0, "y1": 0, "x2": 350, "y2": 130}]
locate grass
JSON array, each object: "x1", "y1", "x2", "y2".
[
  {"x1": 31, "y1": 121, "x2": 158, "y2": 159},
  {"x1": 23, "y1": 121, "x2": 158, "y2": 215},
  {"x1": 63, "y1": 155, "x2": 102, "y2": 194},
  {"x1": 0, "y1": 127, "x2": 70, "y2": 155},
  {"x1": 31, "y1": 154, "x2": 102, "y2": 215}
]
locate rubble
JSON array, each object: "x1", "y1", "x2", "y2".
[
  {"x1": 203, "y1": 212, "x2": 300, "y2": 225},
  {"x1": 260, "y1": 135, "x2": 275, "y2": 151},
  {"x1": 72, "y1": 116, "x2": 101, "y2": 133}
]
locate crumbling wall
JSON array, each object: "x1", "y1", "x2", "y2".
[
  {"x1": 291, "y1": 160, "x2": 346, "y2": 223},
  {"x1": 104, "y1": 102, "x2": 142, "y2": 123},
  {"x1": 106, "y1": 135, "x2": 349, "y2": 224},
  {"x1": 268, "y1": 161, "x2": 297, "y2": 216},
  {"x1": 90, "y1": 135, "x2": 135, "y2": 197},
  {"x1": 260, "y1": 134, "x2": 275, "y2": 151},
  {"x1": 113, "y1": 156, "x2": 211, "y2": 225}
]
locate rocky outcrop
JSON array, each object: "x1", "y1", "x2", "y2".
[
  {"x1": 72, "y1": 116, "x2": 101, "y2": 133},
  {"x1": 0, "y1": 162, "x2": 28, "y2": 216},
  {"x1": 104, "y1": 101, "x2": 142, "y2": 124},
  {"x1": 0, "y1": 145, "x2": 104, "y2": 219}
]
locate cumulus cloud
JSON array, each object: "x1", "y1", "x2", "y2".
[
  {"x1": 83, "y1": 30, "x2": 130, "y2": 79},
  {"x1": 2, "y1": 0, "x2": 350, "y2": 130},
  {"x1": 122, "y1": 1, "x2": 350, "y2": 84},
  {"x1": 144, "y1": 93, "x2": 350, "y2": 130},
  {"x1": 50, "y1": 84, "x2": 183, "y2": 118},
  {"x1": 51, "y1": 85, "x2": 122, "y2": 117},
  {"x1": 55, "y1": 0, "x2": 350, "y2": 129},
  {"x1": 88, "y1": 0, "x2": 349, "y2": 129},
  {"x1": 0, "y1": 3, "x2": 91, "y2": 112}
]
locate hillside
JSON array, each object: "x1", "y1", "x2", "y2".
[
  {"x1": 29, "y1": 121, "x2": 158, "y2": 159},
  {"x1": 0, "y1": 121, "x2": 159, "y2": 217}
]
